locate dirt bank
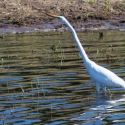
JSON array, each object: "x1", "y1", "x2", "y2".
[{"x1": 0, "y1": 0, "x2": 125, "y2": 33}]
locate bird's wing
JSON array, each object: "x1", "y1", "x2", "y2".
[{"x1": 87, "y1": 61, "x2": 125, "y2": 88}]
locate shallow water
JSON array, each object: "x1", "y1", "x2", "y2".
[{"x1": 0, "y1": 30, "x2": 125, "y2": 125}]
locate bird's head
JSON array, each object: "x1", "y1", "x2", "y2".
[
  {"x1": 45, "y1": 13, "x2": 66, "y2": 24},
  {"x1": 45, "y1": 13, "x2": 73, "y2": 31}
]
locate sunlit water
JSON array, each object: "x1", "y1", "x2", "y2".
[{"x1": 0, "y1": 30, "x2": 125, "y2": 125}]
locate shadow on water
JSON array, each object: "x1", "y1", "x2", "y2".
[{"x1": 0, "y1": 30, "x2": 125, "y2": 124}]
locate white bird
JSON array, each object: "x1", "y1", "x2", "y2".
[{"x1": 46, "y1": 13, "x2": 125, "y2": 95}]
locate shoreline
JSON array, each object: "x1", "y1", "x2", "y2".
[
  {"x1": 0, "y1": 19, "x2": 125, "y2": 33},
  {"x1": 0, "y1": 0, "x2": 125, "y2": 33}
]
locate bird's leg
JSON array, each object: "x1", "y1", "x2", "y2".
[
  {"x1": 96, "y1": 83, "x2": 100, "y2": 94},
  {"x1": 102, "y1": 86, "x2": 107, "y2": 96}
]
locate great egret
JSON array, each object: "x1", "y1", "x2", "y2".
[{"x1": 46, "y1": 13, "x2": 125, "y2": 95}]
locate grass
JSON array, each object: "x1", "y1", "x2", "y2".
[{"x1": 0, "y1": 0, "x2": 124, "y2": 26}]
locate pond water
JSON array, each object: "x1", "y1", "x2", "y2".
[{"x1": 0, "y1": 30, "x2": 125, "y2": 125}]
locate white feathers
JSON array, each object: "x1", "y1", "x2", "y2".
[{"x1": 57, "y1": 16, "x2": 125, "y2": 94}]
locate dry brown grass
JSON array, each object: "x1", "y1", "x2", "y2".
[{"x1": 0, "y1": 0, "x2": 125, "y2": 26}]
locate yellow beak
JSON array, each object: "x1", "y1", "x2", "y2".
[{"x1": 45, "y1": 13, "x2": 59, "y2": 18}]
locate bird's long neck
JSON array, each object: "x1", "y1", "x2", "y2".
[{"x1": 65, "y1": 20, "x2": 90, "y2": 66}]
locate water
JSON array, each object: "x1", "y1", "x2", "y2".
[{"x1": 0, "y1": 30, "x2": 125, "y2": 125}]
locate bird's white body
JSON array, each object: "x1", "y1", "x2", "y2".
[
  {"x1": 49, "y1": 15, "x2": 125, "y2": 94},
  {"x1": 86, "y1": 60, "x2": 125, "y2": 90}
]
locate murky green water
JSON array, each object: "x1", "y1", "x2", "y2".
[{"x1": 0, "y1": 30, "x2": 125, "y2": 125}]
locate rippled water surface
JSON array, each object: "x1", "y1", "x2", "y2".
[{"x1": 0, "y1": 30, "x2": 125, "y2": 125}]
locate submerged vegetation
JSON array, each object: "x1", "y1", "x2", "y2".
[
  {"x1": 0, "y1": 0, "x2": 125, "y2": 26},
  {"x1": 0, "y1": 30, "x2": 125, "y2": 124}
]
